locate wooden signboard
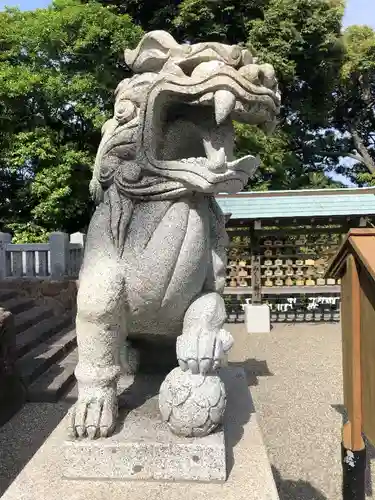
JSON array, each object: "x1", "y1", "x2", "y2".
[{"x1": 326, "y1": 228, "x2": 375, "y2": 499}]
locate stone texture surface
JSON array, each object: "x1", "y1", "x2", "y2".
[
  {"x1": 71, "y1": 29, "x2": 280, "y2": 440},
  {"x1": 0, "y1": 307, "x2": 26, "y2": 425},
  {"x1": 64, "y1": 396, "x2": 226, "y2": 482},
  {"x1": 0, "y1": 278, "x2": 78, "y2": 316},
  {"x1": 72, "y1": 31, "x2": 280, "y2": 438},
  {"x1": 159, "y1": 368, "x2": 227, "y2": 437},
  {"x1": 64, "y1": 371, "x2": 226, "y2": 481},
  {"x1": 1, "y1": 366, "x2": 279, "y2": 499}
]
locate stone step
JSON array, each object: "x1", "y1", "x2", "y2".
[
  {"x1": 14, "y1": 305, "x2": 54, "y2": 335},
  {"x1": 0, "y1": 289, "x2": 18, "y2": 303},
  {"x1": 27, "y1": 349, "x2": 78, "y2": 403},
  {"x1": 15, "y1": 314, "x2": 73, "y2": 358},
  {"x1": 16, "y1": 328, "x2": 77, "y2": 385},
  {"x1": 62, "y1": 383, "x2": 78, "y2": 403},
  {"x1": 0, "y1": 296, "x2": 35, "y2": 315}
]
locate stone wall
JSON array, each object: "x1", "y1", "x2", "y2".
[
  {"x1": 0, "y1": 308, "x2": 26, "y2": 425},
  {"x1": 0, "y1": 278, "x2": 78, "y2": 317}
]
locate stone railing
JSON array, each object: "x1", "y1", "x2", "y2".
[{"x1": 0, "y1": 232, "x2": 86, "y2": 279}]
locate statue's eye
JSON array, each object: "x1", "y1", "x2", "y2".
[
  {"x1": 241, "y1": 49, "x2": 253, "y2": 66},
  {"x1": 115, "y1": 100, "x2": 136, "y2": 124}
]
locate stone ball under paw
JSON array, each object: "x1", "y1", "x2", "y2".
[{"x1": 159, "y1": 367, "x2": 226, "y2": 437}]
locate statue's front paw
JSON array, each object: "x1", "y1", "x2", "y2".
[
  {"x1": 68, "y1": 385, "x2": 118, "y2": 439},
  {"x1": 176, "y1": 328, "x2": 233, "y2": 375}
]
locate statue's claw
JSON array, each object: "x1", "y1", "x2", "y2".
[
  {"x1": 176, "y1": 328, "x2": 233, "y2": 375},
  {"x1": 68, "y1": 386, "x2": 118, "y2": 439}
]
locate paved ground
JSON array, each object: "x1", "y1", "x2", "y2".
[
  {"x1": 1, "y1": 322, "x2": 374, "y2": 499},
  {"x1": 228, "y1": 322, "x2": 375, "y2": 499},
  {"x1": 0, "y1": 402, "x2": 71, "y2": 496}
]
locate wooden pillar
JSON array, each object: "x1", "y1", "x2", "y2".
[
  {"x1": 250, "y1": 220, "x2": 262, "y2": 304},
  {"x1": 341, "y1": 255, "x2": 366, "y2": 500},
  {"x1": 326, "y1": 229, "x2": 375, "y2": 500}
]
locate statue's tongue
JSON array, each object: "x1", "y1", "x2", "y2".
[
  {"x1": 199, "y1": 115, "x2": 259, "y2": 176},
  {"x1": 201, "y1": 119, "x2": 235, "y2": 173}
]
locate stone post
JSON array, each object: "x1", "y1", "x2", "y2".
[
  {"x1": 0, "y1": 233, "x2": 12, "y2": 279},
  {"x1": 70, "y1": 232, "x2": 86, "y2": 277},
  {"x1": 70, "y1": 232, "x2": 86, "y2": 248},
  {"x1": 49, "y1": 232, "x2": 70, "y2": 279}
]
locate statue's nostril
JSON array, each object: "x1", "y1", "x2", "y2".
[{"x1": 230, "y1": 46, "x2": 241, "y2": 61}]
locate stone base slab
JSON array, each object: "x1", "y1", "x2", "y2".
[
  {"x1": 2, "y1": 367, "x2": 279, "y2": 499},
  {"x1": 64, "y1": 393, "x2": 226, "y2": 482}
]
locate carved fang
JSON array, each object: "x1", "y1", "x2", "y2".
[{"x1": 214, "y1": 90, "x2": 236, "y2": 125}]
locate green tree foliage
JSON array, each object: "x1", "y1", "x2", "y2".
[
  {"x1": 329, "y1": 26, "x2": 375, "y2": 185},
  {"x1": 0, "y1": 0, "x2": 142, "y2": 240},
  {"x1": 2, "y1": 0, "x2": 375, "y2": 241},
  {"x1": 238, "y1": 0, "x2": 345, "y2": 189}
]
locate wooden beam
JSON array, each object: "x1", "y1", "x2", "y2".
[
  {"x1": 225, "y1": 215, "x2": 367, "y2": 227},
  {"x1": 249, "y1": 222, "x2": 262, "y2": 304},
  {"x1": 224, "y1": 285, "x2": 340, "y2": 295}
]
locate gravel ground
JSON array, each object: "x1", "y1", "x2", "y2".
[{"x1": 228, "y1": 322, "x2": 375, "y2": 500}]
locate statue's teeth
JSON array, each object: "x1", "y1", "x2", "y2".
[{"x1": 214, "y1": 90, "x2": 236, "y2": 125}]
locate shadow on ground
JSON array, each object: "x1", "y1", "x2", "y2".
[
  {"x1": 229, "y1": 358, "x2": 274, "y2": 387},
  {"x1": 224, "y1": 358, "x2": 273, "y2": 477},
  {"x1": 223, "y1": 366, "x2": 255, "y2": 477},
  {"x1": 272, "y1": 466, "x2": 328, "y2": 500},
  {"x1": 0, "y1": 402, "x2": 71, "y2": 496}
]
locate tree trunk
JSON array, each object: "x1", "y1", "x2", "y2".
[{"x1": 350, "y1": 128, "x2": 375, "y2": 174}]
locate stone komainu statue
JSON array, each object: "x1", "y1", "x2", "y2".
[{"x1": 69, "y1": 31, "x2": 280, "y2": 439}]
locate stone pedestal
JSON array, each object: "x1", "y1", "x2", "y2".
[
  {"x1": 64, "y1": 375, "x2": 226, "y2": 482},
  {"x1": 1, "y1": 367, "x2": 279, "y2": 499}
]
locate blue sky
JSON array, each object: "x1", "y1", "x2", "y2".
[
  {"x1": 0, "y1": 0, "x2": 49, "y2": 8},
  {"x1": 343, "y1": 0, "x2": 375, "y2": 28},
  {"x1": 1, "y1": 0, "x2": 375, "y2": 29}
]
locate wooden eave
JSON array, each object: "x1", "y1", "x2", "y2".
[{"x1": 326, "y1": 229, "x2": 375, "y2": 280}]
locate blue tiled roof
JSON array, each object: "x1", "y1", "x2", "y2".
[{"x1": 216, "y1": 188, "x2": 375, "y2": 220}]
